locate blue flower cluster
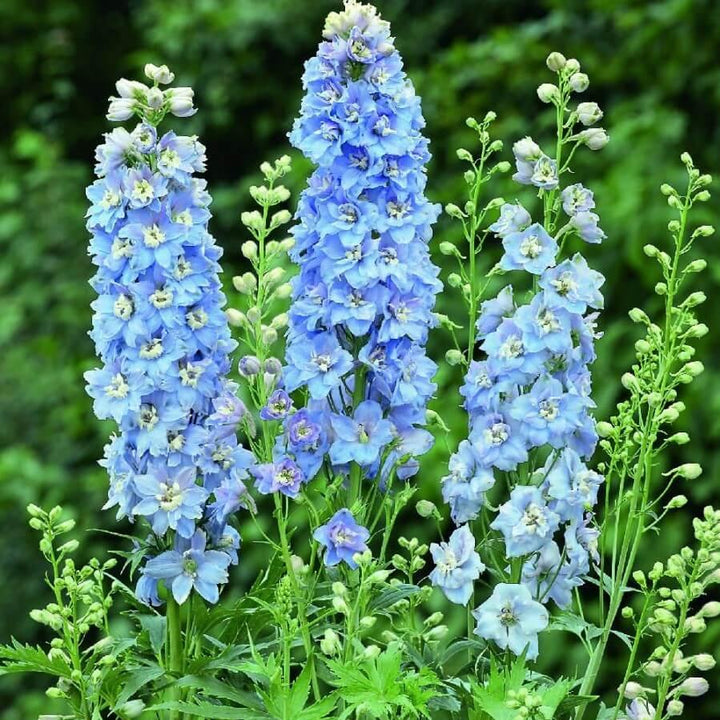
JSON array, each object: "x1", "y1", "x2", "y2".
[
  {"x1": 435, "y1": 137, "x2": 606, "y2": 656},
  {"x1": 254, "y1": 1, "x2": 441, "y2": 517},
  {"x1": 85, "y1": 70, "x2": 253, "y2": 605}
]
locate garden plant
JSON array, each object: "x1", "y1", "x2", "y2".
[{"x1": 1, "y1": 2, "x2": 718, "y2": 720}]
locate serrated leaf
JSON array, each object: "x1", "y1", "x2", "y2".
[{"x1": 0, "y1": 640, "x2": 70, "y2": 678}]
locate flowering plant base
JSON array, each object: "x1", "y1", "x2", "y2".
[{"x1": 1, "y1": 4, "x2": 718, "y2": 720}]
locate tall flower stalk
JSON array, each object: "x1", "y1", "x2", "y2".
[
  {"x1": 436, "y1": 54, "x2": 609, "y2": 661},
  {"x1": 270, "y1": 0, "x2": 442, "y2": 532},
  {"x1": 85, "y1": 64, "x2": 254, "y2": 709}
]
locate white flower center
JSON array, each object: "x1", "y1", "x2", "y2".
[
  {"x1": 113, "y1": 294, "x2": 134, "y2": 320},
  {"x1": 485, "y1": 422, "x2": 508, "y2": 446},
  {"x1": 552, "y1": 271, "x2": 578, "y2": 297},
  {"x1": 101, "y1": 189, "x2": 122, "y2": 209},
  {"x1": 179, "y1": 362, "x2": 203, "y2": 387},
  {"x1": 519, "y1": 234, "x2": 542, "y2": 258},
  {"x1": 539, "y1": 400, "x2": 559, "y2": 421},
  {"x1": 157, "y1": 481, "x2": 184, "y2": 511},
  {"x1": 138, "y1": 404, "x2": 159, "y2": 429},
  {"x1": 186, "y1": 308, "x2": 208, "y2": 329},
  {"x1": 142, "y1": 224, "x2": 166, "y2": 248},
  {"x1": 111, "y1": 237, "x2": 133, "y2": 260},
  {"x1": 160, "y1": 149, "x2": 181, "y2": 169},
  {"x1": 132, "y1": 179, "x2": 154, "y2": 204},
  {"x1": 104, "y1": 373, "x2": 129, "y2": 398},
  {"x1": 499, "y1": 335, "x2": 523, "y2": 359},
  {"x1": 522, "y1": 503, "x2": 547, "y2": 534},
  {"x1": 139, "y1": 339, "x2": 163, "y2": 359},
  {"x1": 313, "y1": 353, "x2": 332, "y2": 373},
  {"x1": 150, "y1": 287, "x2": 173, "y2": 309}
]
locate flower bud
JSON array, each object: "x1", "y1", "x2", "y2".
[
  {"x1": 274, "y1": 283, "x2": 293, "y2": 300},
  {"x1": 666, "y1": 495, "x2": 687, "y2": 509},
  {"x1": 241, "y1": 240, "x2": 258, "y2": 261},
  {"x1": 456, "y1": 148, "x2": 473, "y2": 162},
  {"x1": 674, "y1": 463, "x2": 702, "y2": 480},
  {"x1": 537, "y1": 83, "x2": 560, "y2": 103},
  {"x1": 685, "y1": 258, "x2": 707, "y2": 273},
  {"x1": 106, "y1": 98, "x2": 136, "y2": 122},
  {"x1": 168, "y1": 87, "x2": 196, "y2": 117},
  {"x1": 368, "y1": 569, "x2": 391, "y2": 584},
  {"x1": 144, "y1": 63, "x2": 174, "y2": 84},
  {"x1": 363, "y1": 644, "x2": 381, "y2": 659},
  {"x1": 439, "y1": 241, "x2": 457, "y2": 256},
  {"x1": 580, "y1": 128, "x2": 609, "y2": 150},
  {"x1": 116, "y1": 79, "x2": 148, "y2": 99},
  {"x1": 577, "y1": 101, "x2": 603, "y2": 126},
  {"x1": 262, "y1": 326, "x2": 278, "y2": 345},
  {"x1": 320, "y1": 629, "x2": 342, "y2": 656},
  {"x1": 677, "y1": 677, "x2": 709, "y2": 697},
  {"x1": 332, "y1": 596, "x2": 349, "y2": 614},
  {"x1": 360, "y1": 616, "x2": 376, "y2": 629},
  {"x1": 693, "y1": 653, "x2": 716, "y2": 671},
  {"x1": 569, "y1": 72, "x2": 589, "y2": 92},
  {"x1": 683, "y1": 291, "x2": 706, "y2": 307},
  {"x1": 145, "y1": 87, "x2": 164, "y2": 109},
  {"x1": 225, "y1": 308, "x2": 246, "y2": 327},
  {"x1": 666, "y1": 700, "x2": 683, "y2": 717},
  {"x1": 699, "y1": 601, "x2": 720, "y2": 618},
  {"x1": 416, "y1": 499, "x2": 437, "y2": 518},
  {"x1": 622, "y1": 682, "x2": 645, "y2": 699},
  {"x1": 445, "y1": 349, "x2": 464, "y2": 366},
  {"x1": 238, "y1": 355, "x2": 261, "y2": 377},
  {"x1": 565, "y1": 58, "x2": 581, "y2": 73},
  {"x1": 546, "y1": 52, "x2": 567, "y2": 71}
]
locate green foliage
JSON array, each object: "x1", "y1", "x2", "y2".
[{"x1": 327, "y1": 642, "x2": 441, "y2": 719}]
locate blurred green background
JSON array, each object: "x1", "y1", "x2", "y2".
[{"x1": 1, "y1": 0, "x2": 718, "y2": 717}]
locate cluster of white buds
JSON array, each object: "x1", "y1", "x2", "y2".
[
  {"x1": 542, "y1": 52, "x2": 609, "y2": 150},
  {"x1": 106, "y1": 63, "x2": 195, "y2": 123}
]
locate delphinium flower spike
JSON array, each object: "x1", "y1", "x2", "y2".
[
  {"x1": 262, "y1": 0, "x2": 442, "y2": 561},
  {"x1": 85, "y1": 64, "x2": 254, "y2": 606},
  {"x1": 434, "y1": 53, "x2": 609, "y2": 660}
]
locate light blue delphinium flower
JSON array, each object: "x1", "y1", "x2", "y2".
[
  {"x1": 539, "y1": 253, "x2": 605, "y2": 313},
  {"x1": 472, "y1": 582, "x2": 549, "y2": 659},
  {"x1": 313, "y1": 508, "x2": 370, "y2": 569},
  {"x1": 488, "y1": 202, "x2": 531, "y2": 238},
  {"x1": 133, "y1": 464, "x2": 208, "y2": 538},
  {"x1": 625, "y1": 699, "x2": 656, "y2": 720},
  {"x1": 329, "y1": 400, "x2": 395, "y2": 467},
  {"x1": 499, "y1": 223, "x2": 558, "y2": 275},
  {"x1": 490, "y1": 485, "x2": 560, "y2": 557},
  {"x1": 144, "y1": 530, "x2": 231, "y2": 604},
  {"x1": 429, "y1": 525, "x2": 485, "y2": 605},
  {"x1": 251, "y1": 458, "x2": 305, "y2": 499}
]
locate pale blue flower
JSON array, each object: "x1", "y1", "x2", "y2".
[
  {"x1": 313, "y1": 508, "x2": 370, "y2": 569},
  {"x1": 473, "y1": 582, "x2": 549, "y2": 659},
  {"x1": 429, "y1": 525, "x2": 485, "y2": 605}
]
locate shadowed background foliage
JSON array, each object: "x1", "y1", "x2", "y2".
[{"x1": 1, "y1": 0, "x2": 718, "y2": 717}]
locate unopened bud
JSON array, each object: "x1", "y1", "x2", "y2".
[
  {"x1": 537, "y1": 83, "x2": 560, "y2": 103},
  {"x1": 677, "y1": 677, "x2": 709, "y2": 697},
  {"x1": 546, "y1": 52, "x2": 567, "y2": 71},
  {"x1": 446, "y1": 349, "x2": 464, "y2": 366},
  {"x1": 416, "y1": 499, "x2": 437, "y2": 518},
  {"x1": 569, "y1": 72, "x2": 589, "y2": 92}
]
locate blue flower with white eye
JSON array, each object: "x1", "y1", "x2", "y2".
[
  {"x1": 472, "y1": 583, "x2": 549, "y2": 660},
  {"x1": 329, "y1": 400, "x2": 394, "y2": 467},
  {"x1": 491, "y1": 485, "x2": 559, "y2": 557},
  {"x1": 207, "y1": 474, "x2": 254, "y2": 529},
  {"x1": 500, "y1": 223, "x2": 558, "y2": 275},
  {"x1": 313, "y1": 508, "x2": 370, "y2": 569},
  {"x1": 508, "y1": 376, "x2": 590, "y2": 449},
  {"x1": 489, "y1": 202, "x2": 531, "y2": 238},
  {"x1": 560, "y1": 183, "x2": 595, "y2": 216},
  {"x1": 251, "y1": 458, "x2": 305, "y2": 498},
  {"x1": 284, "y1": 332, "x2": 354, "y2": 399},
  {"x1": 513, "y1": 293, "x2": 573, "y2": 354},
  {"x1": 530, "y1": 155, "x2": 558, "y2": 190},
  {"x1": 133, "y1": 464, "x2": 208, "y2": 538},
  {"x1": 539, "y1": 253, "x2": 604, "y2": 313},
  {"x1": 430, "y1": 525, "x2": 485, "y2": 605},
  {"x1": 144, "y1": 530, "x2": 231, "y2": 604},
  {"x1": 84, "y1": 363, "x2": 150, "y2": 423},
  {"x1": 470, "y1": 412, "x2": 528, "y2": 472},
  {"x1": 260, "y1": 389, "x2": 294, "y2": 421},
  {"x1": 285, "y1": 408, "x2": 322, "y2": 449}
]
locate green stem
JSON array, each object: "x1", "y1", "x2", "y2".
[
  {"x1": 273, "y1": 494, "x2": 321, "y2": 700},
  {"x1": 349, "y1": 362, "x2": 367, "y2": 510},
  {"x1": 166, "y1": 596, "x2": 184, "y2": 720},
  {"x1": 575, "y1": 180, "x2": 694, "y2": 720}
]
